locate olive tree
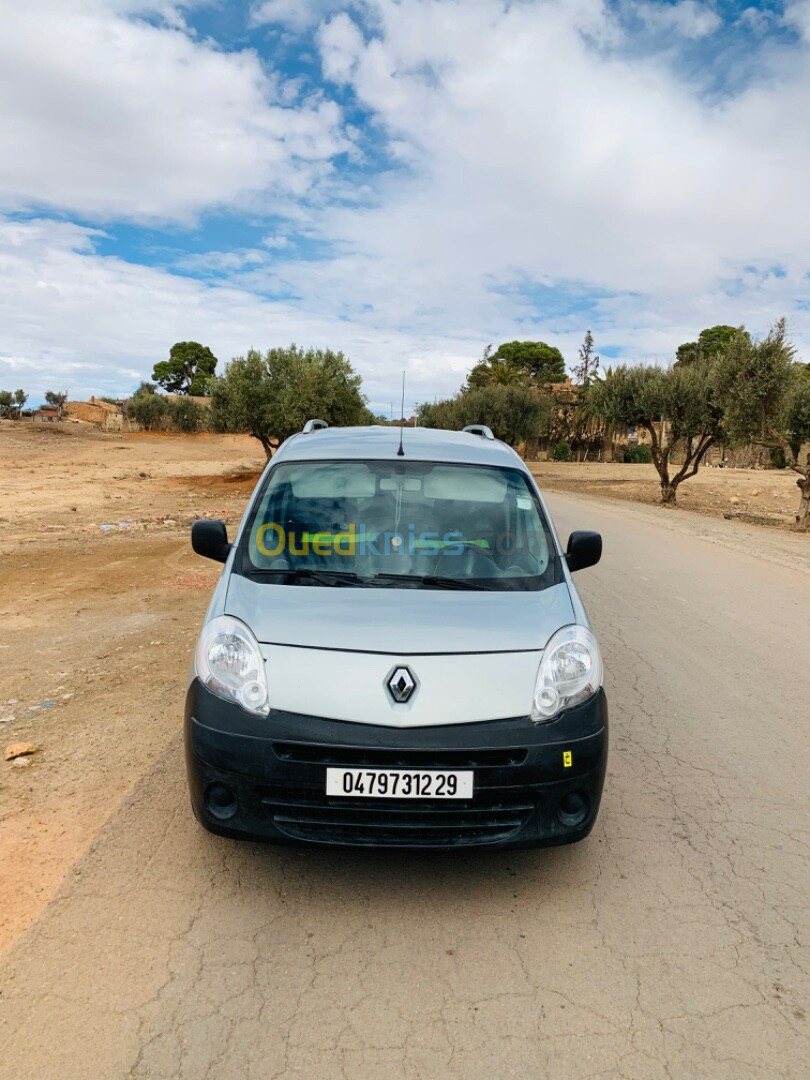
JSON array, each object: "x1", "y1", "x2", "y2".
[
  {"x1": 210, "y1": 345, "x2": 370, "y2": 458},
  {"x1": 713, "y1": 320, "x2": 810, "y2": 529},
  {"x1": 44, "y1": 390, "x2": 68, "y2": 418},
  {"x1": 589, "y1": 362, "x2": 722, "y2": 503},
  {"x1": 418, "y1": 384, "x2": 553, "y2": 447}
]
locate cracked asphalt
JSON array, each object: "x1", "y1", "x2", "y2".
[{"x1": 1, "y1": 492, "x2": 808, "y2": 1080}]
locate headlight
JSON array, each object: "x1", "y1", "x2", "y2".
[
  {"x1": 532, "y1": 624, "x2": 602, "y2": 722},
  {"x1": 195, "y1": 615, "x2": 270, "y2": 716}
]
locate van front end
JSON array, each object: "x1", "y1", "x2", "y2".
[
  {"x1": 185, "y1": 424, "x2": 608, "y2": 852},
  {"x1": 185, "y1": 677, "x2": 608, "y2": 850}
]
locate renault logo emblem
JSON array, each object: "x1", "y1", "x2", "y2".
[{"x1": 387, "y1": 666, "x2": 416, "y2": 704}]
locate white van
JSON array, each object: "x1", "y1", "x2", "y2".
[{"x1": 186, "y1": 422, "x2": 606, "y2": 849}]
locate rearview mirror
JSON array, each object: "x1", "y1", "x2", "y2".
[
  {"x1": 192, "y1": 519, "x2": 231, "y2": 563},
  {"x1": 565, "y1": 531, "x2": 602, "y2": 572}
]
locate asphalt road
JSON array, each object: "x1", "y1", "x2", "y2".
[{"x1": 1, "y1": 493, "x2": 808, "y2": 1080}]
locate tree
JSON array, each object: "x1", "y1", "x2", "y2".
[
  {"x1": 44, "y1": 390, "x2": 68, "y2": 419},
  {"x1": 125, "y1": 391, "x2": 168, "y2": 431},
  {"x1": 713, "y1": 319, "x2": 810, "y2": 529},
  {"x1": 467, "y1": 359, "x2": 524, "y2": 388},
  {"x1": 0, "y1": 391, "x2": 13, "y2": 418},
  {"x1": 418, "y1": 384, "x2": 553, "y2": 447},
  {"x1": 13, "y1": 389, "x2": 27, "y2": 416},
  {"x1": 152, "y1": 342, "x2": 218, "y2": 395},
  {"x1": 675, "y1": 325, "x2": 741, "y2": 366},
  {"x1": 589, "y1": 362, "x2": 722, "y2": 503},
  {"x1": 490, "y1": 341, "x2": 566, "y2": 383},
  {"x1": 210, "y1": 345, "x2": 370, "y2": 458},
  {"x1": 572, "y1": 331, "x2": 600, "y2": 387}
]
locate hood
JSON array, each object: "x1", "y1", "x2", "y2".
[{"x1": 224, "y1": 576, "x2": 575, "y2": 654}]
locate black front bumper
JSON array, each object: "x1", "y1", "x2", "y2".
[{"x1": 185, "y1": 679, "x2": 608, "y2": 850}]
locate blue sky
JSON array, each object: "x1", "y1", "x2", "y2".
[{"x1": 1, "y1": 0, "x2": 809, "y2": 413}]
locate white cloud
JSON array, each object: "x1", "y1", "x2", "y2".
[
  {"x1": 0, "y1": 0, "x2": 348, "y2": 223},
  {"x1": 1, "y1": 0, "x2": 810, "y2": 413},
  {"x1": 784, "y1": 0, "x2": 810, "y2": 41},
  {"x1": 0, "y1": 216, "x2": 473, "y2": 411},
  {"x1": 635, "y1": 1, "x2": 721, "y2": 40},
  {"x1": 250, "y1": 0, "x2": 350, "y2": 32}
]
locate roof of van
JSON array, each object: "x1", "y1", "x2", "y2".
[{"x1": 273, "y1": 425, "x2": 523, "y2": 468}]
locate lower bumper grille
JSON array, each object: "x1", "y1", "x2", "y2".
[{"x1": 261, "y1": 784, "x2": 538, "y2": 847}]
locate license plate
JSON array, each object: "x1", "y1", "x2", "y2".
[{"x1": 326, "y1": 767, "x2": 473, "y2": 799}]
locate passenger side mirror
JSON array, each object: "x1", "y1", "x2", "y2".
[
  {"x1": 192, "y1": 519, "x2": 231, "y2": 563},
  {"x1": 565, "y1": 531, "x2": 602, "y2": 572}
]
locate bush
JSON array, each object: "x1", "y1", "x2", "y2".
[
  {"x1": 125, "y1": 393, "x2": 168, "y2": 430},
  {"x1": 551, "y1": 441, "x2": 573, "y2": 461},
  {"x1": 168, "y1": 398, "x2": 207, "y2": 433},
  {"x1": 622, "y1": 443, "x2": 653, "y2": 464}
]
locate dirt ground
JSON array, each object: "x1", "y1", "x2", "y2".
[
  {"x1": 0, "y1": 421, "x2": 807, "y2": 957},
  {"x1": 0, "y1": 422, "x2": 264, "y2": 954},
  {"x1": 530, "y1": 458, "x2": 806, "y2": 529}
]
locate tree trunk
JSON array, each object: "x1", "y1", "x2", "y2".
[
  {"x1": 660, "y1": 482, "x2": 677, "y2": 504},
  {"x1": 255, "y1": 433, "x2": 276, "y2": 459},
  {"x1": 795, "y1": 469, "x2": 810, "y2": 532}
]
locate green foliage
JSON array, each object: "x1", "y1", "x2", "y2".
[
  {"x1": 622, "y1": 443, "x2": 653, "y2": 464},
  {"x1": 1, "y1": 390, "x2": 29, "y2": 418},
  {"x1": 588, "y1": 361, "x2": 722, "y2": 501},
  {"x1": 784, "y1": 376, "x2": 810, "y2": 461},
  {"x1": 125, "y1": 392, "x2": 168, "y2": 430},
  {"x1": 153, "y1": 342, "x2": 218, "y2": 395},
  {"x1": 418, "y1": 384, "x2": 553, "y2": 447},
  {"x1": 467, "y1": 359, "x2": 524, "y2": 388},
  {"x1": 168, "y1": 397, "x2": 207, "y2": 433},
  {"x1": 712, "y1": 320, "x2": 796, "y2": 448},
  {"x1": 490, "y1": 340, "x2": 566, "y2": 383},
  {"x1": 551, "y1": 441, "x2": 573, "y2": 462},
  {"x1": 44, "y1": 390, "x2": 67, "y2": 417},
  {"x1": 676, "y1": 325, "x2": 742, "y2": 366},
  {"x1": 210, "y1": 345, "x2": 369, "y2": 457}
]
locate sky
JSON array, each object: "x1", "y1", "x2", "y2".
[{"x1": 1, "y1": 0, "x2": 809, "y2": 415}]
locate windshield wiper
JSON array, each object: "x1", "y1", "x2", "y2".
[
  {"x1": 370, "y1": 572, "x2": 490, "y2": 591},
  {"x1": 250, "y1": 567, "x2": 370, "y2": 587}
]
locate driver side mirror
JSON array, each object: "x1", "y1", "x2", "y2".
[
  {"x1": 565, "y1": 531, "x2": 602, "y2": 572},
  {"x1": 192, "y1": 519, "x2": 231, "y2": 563}
]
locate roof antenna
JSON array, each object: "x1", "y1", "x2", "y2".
[{"x1": 397, "y1": 370, "x2": 406, "y2": 456}]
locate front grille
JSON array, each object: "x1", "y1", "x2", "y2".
[
  {"x1": 271, "y1": 742, "x2": 528, "y2": 769},
  {"x1": 261, "y1": 783, "x2": 537, "y2": 847}
]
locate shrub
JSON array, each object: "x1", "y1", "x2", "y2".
[
  {"x1": 622, "y1": 443, "x2": 653, "y2": 464},
  {"x1": 125, "y1": 393, "x2": 168, "y2": 430},
  {"x1": 168, "y1": 398, "x2": 207, "y2": 433},
  {"x1": 551, "y1": 441, "x2": 573, "y2": 462}
]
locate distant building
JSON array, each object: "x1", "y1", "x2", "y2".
[{"x1": 33, "y1": 407, "x2": 60, "y2": 422}]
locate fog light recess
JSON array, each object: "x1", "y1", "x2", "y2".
[
  {"x1": 557, "y1": 791, "x2": 590, "y2": 828},
  {"x1": 206, "y1": 783, "x2": 238, "y2": 821}
]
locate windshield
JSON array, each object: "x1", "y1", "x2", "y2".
[{"x1": 238, "y1": 460, "x2": 561, "y2": 592}]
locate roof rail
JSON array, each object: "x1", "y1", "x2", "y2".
[
  {"x1": 302, "y1": 419, "x2": 329, "y2": 434},
  {"x1": 462, "y1": 424, "x2": 495, "y2": 440}
]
